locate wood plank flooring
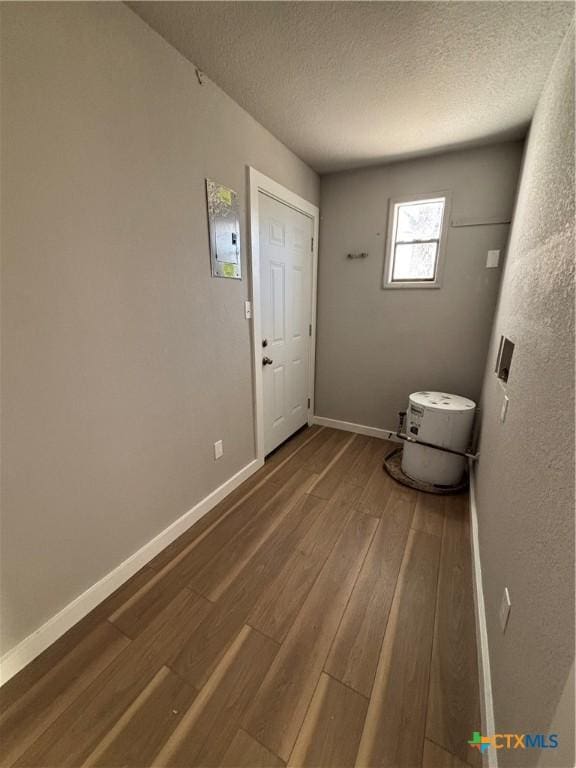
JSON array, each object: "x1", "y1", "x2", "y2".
[{"x1": 0, "y1": 426, "x2": 481, "y2": 768}]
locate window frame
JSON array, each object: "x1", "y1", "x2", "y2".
[{"x1": 382, "y1": 191, "x2": 451, "y2": 289}]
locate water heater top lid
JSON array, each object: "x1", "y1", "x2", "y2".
[{"x1": 409, "y1": 391, "x2": 476, "y2": 412}]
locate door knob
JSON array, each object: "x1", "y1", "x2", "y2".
[{"x1": 262, "y1": 356, "x2": 273, "y2": 366}]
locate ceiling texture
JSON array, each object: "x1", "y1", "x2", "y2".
[{"x1": 128, "y1": 1, "x2": 574, "y2": 173}]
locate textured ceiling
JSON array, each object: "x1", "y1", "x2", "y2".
[{"x1": 128, "y1": 1, "x2": 574, "y2": 173}]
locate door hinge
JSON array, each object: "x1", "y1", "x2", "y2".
[
  {"x1": 309, "y1": 324, "x2": 312, "y2": 337},
  {"x1": 311, "y1": 236, "x2": 314, "y2": 252},
  {"x1": 307, "y1": 397, "x2": 311, "y2": 409}
]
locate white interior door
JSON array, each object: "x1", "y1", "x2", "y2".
[{"x1": 259, "y1": 192, "x2": 313, "y2": 455}]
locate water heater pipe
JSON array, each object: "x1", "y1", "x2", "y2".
[
  {"x1": 395, "y1": 411, "x2": 479, "y2": 461},
  {"x1": 395, "y1": 432, "x2": 479, "y2": 461}
]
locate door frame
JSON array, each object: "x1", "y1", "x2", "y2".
[{"x1": 248, "y1": 167, "x2": 319, "y2": 462}]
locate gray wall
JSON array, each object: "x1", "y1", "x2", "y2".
[
  {"x1": 475, "y1": 28, "x2": 574, "y2": 768},
  {"x1": 315, "y1": 142, "x2": 524, "y2": 430},
  {"x1": 537, "y1": 664, "x2": 575, "y2": 768},
  {"x1": 0, "y1": 2, "x2": 318, "y2": 654}
]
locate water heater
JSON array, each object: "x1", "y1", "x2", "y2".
[{"x1": 401, "y1": 391, "x2": 476, "y2": 487}]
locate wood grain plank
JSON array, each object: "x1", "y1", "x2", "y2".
[
  {"x1": 0, "y1": 622, "x2": 129, "y2": 767},
  {"x1": 169, "y1": 480, "x2": 282, "y2": 585},
  {"x1": 222, "y1": 729, "x2": 284, "y2": 768},
  {"x1": 145, "y1": 497, "x2": 245, "y2": 574},
  {"x1": 0, "y1": 566, "x2": 154, "y2": 711},
  {"x1": 426, "y1": 494, "x2": 481, "y2": 768},
  {"x1": 288, "y1": 673, "x2": 368, "y2": 768},
  {"x1": 145, "y1": 489, "x2": 254, "y2": 574},
  {"x1": 355, "y1": 529, "x2": 441, "y2": 768},
  {"x1": 82, "y1": 666, "x2": 196, "y2": 767},
  {"x1": 325, "y1": 487, "x2": 414, "y2": 696},
  {"x1": 15, "y1": 590, "x2": 211, "y2": 767},
  {"x1": 343, "y1": 437, "x2": 393, "y2": 488},
  {"x1": 104, "y1": 481, "x2": 281, "y2": 640},
  {"x1": 422, "y1": 738, "x2": 473, "y2": 768},
  {"x1": 265, "y1": 425, "x2": 323, "y2": 473},
  {"x1": 109, "y1": 564, "x2": 190, "y2": 639},
  {"x1": 244, "y1": 511, "x2": 378, "y2": 762},
  {"x1": 191, "y1": 468, "x2": 317, "y2": 601},
  {"x1": 270, "y1": 428, "x2": 335, "y2": 486},
  {"x1": 356, "y1": 462, "x2": 395, "y2": 517},
  {"x1": 169, "y1": 493, "x2": 326, "y2": 689},
  {"x1": 303, "y1": 429, "x2": 351, "y2": 475},
  {"x1": 153, "y1": 626, "x2": 278, "y2": 767},
  {"x1": 413, "y1": 492, "x2": 446, "y2": 537},
  {"x1": 308, "y1": 434, "x2": 368, "y2": 500},
  {"x1": 146, "y1": 427, "x2": 321, "y2": 573},
  {"x1": 248, "y1": 482, "x2": 361, "y2": 642}
]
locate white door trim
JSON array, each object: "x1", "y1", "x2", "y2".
[{"x1": 249, "y1": 167, "x2": 319, "y2": 462}]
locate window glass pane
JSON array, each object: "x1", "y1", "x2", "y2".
[
  {"x1": 396, "y1": 200, "x2": 444, "y2": 241},
  {"x1": 392, "y1": 242, "x2": 438, "y2": 281}
]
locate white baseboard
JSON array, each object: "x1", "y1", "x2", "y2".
[
  {"x1": 311, "y1": 415, "x2": 400, "y2": 442},
  {"x1": 0, "y1": 457, "x2": 263, "y2": 686},
  {"x1": 468, "y1": 458, "x2": 498, "y2": 768}
]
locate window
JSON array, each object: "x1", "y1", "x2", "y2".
[{"x1": 383, "y1": 194, "x2": 449, "y2": 288}]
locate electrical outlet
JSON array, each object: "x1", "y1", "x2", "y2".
[
  {"x1": 499, "y1": 587, "x2": 511, "y2": 633},
  {"x1": 244, "y1": 301, "x2": 252, "y2": 319},
  {"x1": 486, "y1": 249, "x2": 501, "y2": 268},
  {"x1": 214, "y1": 440, "x2": 223, "y2": 460},
  {"x1": 500, "y1": 394, "x2": 510, "y2": 423}
]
